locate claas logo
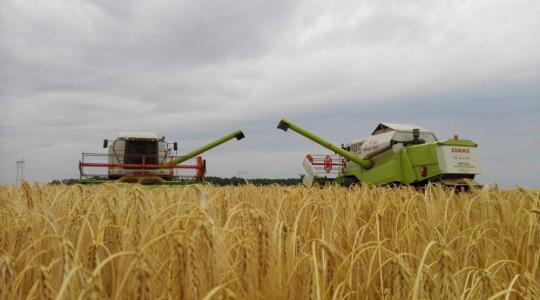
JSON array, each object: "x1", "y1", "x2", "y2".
[{"x1": 451, "y1": 148, "x2": 470, "y2": 154}]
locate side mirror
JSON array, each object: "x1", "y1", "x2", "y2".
[
  {"x1": 173, "y1": 142, "x2": 178, "y2": 151},
  {"x1": 103, "y1": 139, "x2": 108, "y2": 148}
]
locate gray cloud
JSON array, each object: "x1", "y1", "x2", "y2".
[{"x1": 1, "y1": 0, "x2": 539, "y2": 187}]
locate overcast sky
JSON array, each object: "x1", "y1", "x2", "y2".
[{"x1": 1, "y1": 0, "x2": 539, "y2": 187}]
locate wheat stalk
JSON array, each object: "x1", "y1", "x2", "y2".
[
  {"x1": 0, "y1": 183, "x2": 537, "y2": 299},
  {"x1": 0, "y1": 255, "x2": 14, "y2": 300}
]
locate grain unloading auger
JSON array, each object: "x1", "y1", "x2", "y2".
[
  {"x1": 278, "y1": 118, "x2": 480, "y2": 188},
  {"x1": 79, "y1": 129, "x2": 245, "y2": 184}
]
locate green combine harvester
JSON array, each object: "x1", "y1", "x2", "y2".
[
  {"x1": 277, "y1": 118, "x2": 480, "y2": 188},
  {"x1": 79, "y1": 129, "x2": 245, "y2": 184}
]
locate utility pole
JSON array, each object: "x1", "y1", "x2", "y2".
[{"x1": 16, "y1": 158, "x2": 24, "y2": 185}]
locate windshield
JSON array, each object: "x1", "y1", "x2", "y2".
[{"x1": 124, "y1": 140, "x2": 158, "y2": 165}]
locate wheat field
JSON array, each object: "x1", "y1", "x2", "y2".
[{"x1": 0, "y1": 182, "x2": 539, "y2": 299}]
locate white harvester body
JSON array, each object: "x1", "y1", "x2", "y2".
[{"x1": 107, "y1": 132, "x2": 172, "y2": 178}]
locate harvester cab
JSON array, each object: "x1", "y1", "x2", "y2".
[
  {"x1": 79, "y1": 129, "x2": 245, "y2": 184},
  {"x1": 278, "y1": 118, "x2": 480, "y2": 188}
]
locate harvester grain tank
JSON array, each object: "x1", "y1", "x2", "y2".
[
  {"x1": 277, "y1": 118, "x2": 480, "y2": 187},
  {"x1": 79, "y1": 129, "x2": 245, "y2": 184}
]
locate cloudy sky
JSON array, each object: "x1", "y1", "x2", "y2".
[{"x1": 1, "y1": 0, "x2": 539, "y2": 187}]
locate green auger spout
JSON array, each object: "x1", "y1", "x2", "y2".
[
  {"x1": 277, "y1": 118, "x2": 374, "y2": 169},
  {"x1": 168, "y1": 129, "x2": 245, "y2": 166}
]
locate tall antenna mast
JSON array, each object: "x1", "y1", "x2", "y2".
[{"x1": 16, "y1": 158, "x2": 25, "y2": 185}]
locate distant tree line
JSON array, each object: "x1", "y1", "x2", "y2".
[
  {"x1": 204, "y1": 176, "x2": 302, "y2": 186},
  {"x1": 49, "y1": 177, "x2": 302, "y2": 186},
  {"x1": 49, "y1": 178, "x2": 81, "y2": 185}
]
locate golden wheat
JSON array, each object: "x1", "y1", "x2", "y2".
[{"x1": 0, "y1": 182, "x2": 538, "y2": 299}]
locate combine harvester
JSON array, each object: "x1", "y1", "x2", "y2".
[
  {"x1": 79, "y1": 129, "x2": 245, "y2": 184},
  {"x1": 277, "y1": 118, "x2": 480, "y2": 188}
]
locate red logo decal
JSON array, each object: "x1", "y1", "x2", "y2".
[{"x1": 451, "y1": 148, "x2": 470, "y2": 154}]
